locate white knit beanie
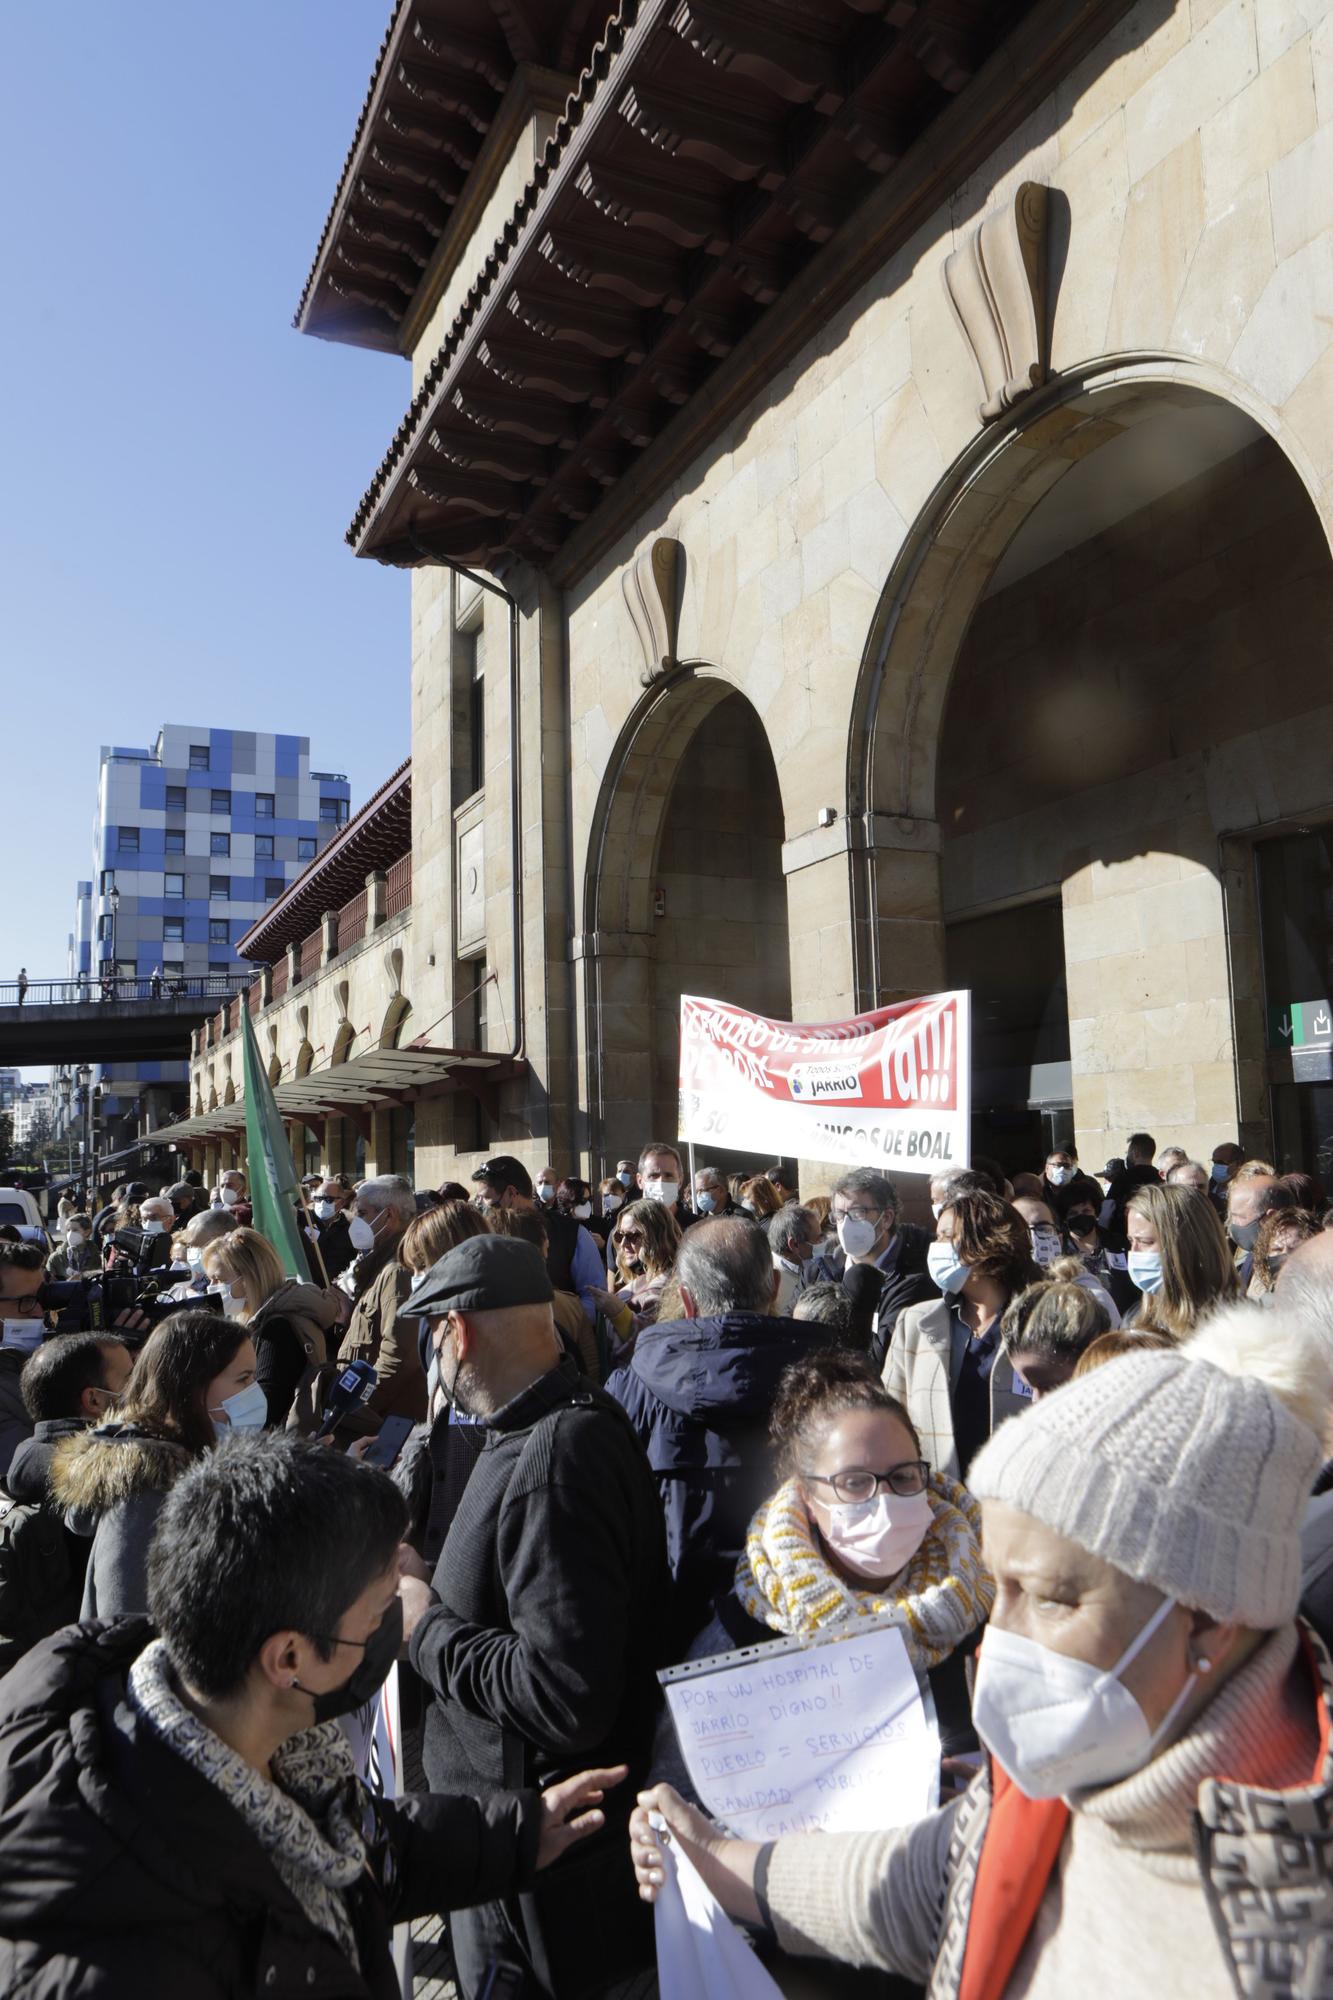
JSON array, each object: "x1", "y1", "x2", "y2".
[{"x1": 967, "y1": 1306, "x2": 1328, "y2": 1627}]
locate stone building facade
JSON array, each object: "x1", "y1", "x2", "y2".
[{"x1": 184, "y1": 0, "x2": 1333, "y2": 1194}]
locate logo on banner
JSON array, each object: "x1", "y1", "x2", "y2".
[{"x1": 789, "y1": 1061, "x2": 863, "y2": 1102}]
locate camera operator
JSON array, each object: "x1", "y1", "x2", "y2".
[
  {"x1": 0, "y1": 1241, "x2": 50, "y2": 1481},
  {"x1": 0, "y1": 1432, "x2": 625, "y2": 1994},
  {"x1": 127, "y1": 1196, "x2": 177, "y2": 1279}
]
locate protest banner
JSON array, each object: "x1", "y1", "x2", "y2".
[
  {"x1": 661, "y1": 1622, "x2": 939, "y2": 1841},
  {"x1": 677, "y1": 990, "x2": 970, "y2": 1171}
]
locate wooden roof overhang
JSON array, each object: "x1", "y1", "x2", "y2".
[
  {"x1": 345, "y1": 0, "x2": 1134, "y2": 584},
  {"x1": 236, "y1": 761, "x2": 411, "y2": 964},
  {"x1": 297, "y1": 0, "x2": 615, "y2": 351}
]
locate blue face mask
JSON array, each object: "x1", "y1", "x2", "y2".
[
  {"x1": 617, "y1": 1170, "x2": 633, "y2": 1188},
  {"x1": 695, "y1": 1190, "x2": 718, "y2": 1213},
  {"x1": 210, "y1": 1379, "x2": 268, "y2": 1438},
  {"x1": 926, "y1": 1241, "x2": 969, "y2": 1296},
  {"x1": 1127, "y1": 1250, "x2": 1164, "y2": 1295}
]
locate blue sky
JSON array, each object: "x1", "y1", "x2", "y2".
[{"x1": 0, "y1": 3, "x2": 410, "y2": 990}]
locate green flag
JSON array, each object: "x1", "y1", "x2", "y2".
[{"x1": 240, "y1": 1005, "x2": 308, "y2": 1279}]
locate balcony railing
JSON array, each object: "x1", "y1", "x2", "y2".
[
  {"x1": 271, "y1": 956, "x2": 289, "y2": 1000},
  {"x1": 387, "y1": 854, "x2": 412, "y2": 918},
  {"x1": 299, "y1": 931, "x2": 321, "y2": 980},
  {"x1": 337, "y1": 889, "x2": 368, "y2": 954}
]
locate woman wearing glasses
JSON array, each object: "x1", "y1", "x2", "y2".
[
  {"x1": 588, "y1": 1197, "x2": 683, "y2": 1362},
  {"x1": 660, "y1": 1349, "x2": 993, "y2": 1802}
]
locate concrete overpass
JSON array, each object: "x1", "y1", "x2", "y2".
[{"x1": 0, "y1": 974, "x2": 253, "y2": 1066}]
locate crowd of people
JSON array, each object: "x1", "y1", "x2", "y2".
[{"x1": 1, "y1": 1128, "x2": 1333, "y2": 1996}]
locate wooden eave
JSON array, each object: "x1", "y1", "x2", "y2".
[
  {"x1": 235, "y1": 762, "x2": 412, "y2": 964},
  {"x1": 296, "y1": 0, "x2": 615, "y2": 352},
  {"x1": 347, "y1": 0, "x2": 1139, "y2": 581}
]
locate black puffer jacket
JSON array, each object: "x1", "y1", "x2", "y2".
[{"x1": 0, "y1": 1619, "x2": 542, "y2": 1998}]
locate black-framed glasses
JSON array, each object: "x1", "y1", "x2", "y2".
[
  {"x1": 801, "y1": 1459, "x2": 931, "y2": 1504},
  {"x1": 0, "y1": 1294, "x2": 45, "y2": 1317}
]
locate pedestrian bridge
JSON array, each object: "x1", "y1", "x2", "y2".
[{"x1": 0, "y1": 974, "x2": 252, "y2": 1066}]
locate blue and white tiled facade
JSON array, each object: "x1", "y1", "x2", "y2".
[{"x1": 81, "y1": 724, "x2": 350, "y2": 1128}]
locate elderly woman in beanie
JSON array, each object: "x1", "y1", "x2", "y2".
[{"x1": 631, "y1": 1304, "x2": 1333, "y2": 1996}]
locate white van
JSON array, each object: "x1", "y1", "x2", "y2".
[{"x1": 0, "y1": 1187, "x2": 47, "y2": 1234}]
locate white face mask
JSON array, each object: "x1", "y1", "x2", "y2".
[
  {"x1": 1046, "y1": 1165, "x2": 1072, "y2": 1187},
  {"x1": 837, "y1": 1213, "x2": 879, "y2": 1260},
  {"x1": 927, "y1": 1241, "x2": 969, "y2": 1294},
  {"x1": 972, "y1": 1595, "x2": 1200, "y2": 1798},
  {"x1": 536, "y1": 1182, "x2": 556, "y2": 1204},
  {"x1": 930, "y1": 1201, "x2": 943, "y2": 1219},
  {"x1": 816, "y1": 1487, "x2": 933, "y2": 1580},
  {"x1": 142, "y1": 1218, "x2": 167, "y2": 1236},
  {"x1": 312, "y1": 1199, "x2": 336, "y2": 1222},
  {"x1": 1127, "y1": 1249, "x2": 1163, "y2": 1294},
  {"x1": 602, "y1": 1193, "x2": 622, "y2": 1214},
  {"x1": 220, "y1": 1186, "x2": 242, "y2": 1207},
  {"x1": 572, "y1": 1201, "x2": 592, "y2": 1219},
  {"x1": 217, "y1": 1282, "x2": 248, "y2": 1320},
  {"x1": 347, "y1": 1214, "x2": 377, "y2": 1254},
  {"x1": 643, "y1": 1177, "x2": 679, "y2": 1206},
  {"x1": 1031, "y1": 1225, "x2": 1062, "y2": 1267},
  {"x1": 66, "y1": 1230, "x2": 87, "y2": 1248},
  {"x1": 186, "y1": 1246, "x2": 206, "y2": 1271}
]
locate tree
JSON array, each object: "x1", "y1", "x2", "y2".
[{"x1": 0, "y1": 1111, "x2": 12, "y2": 1169}]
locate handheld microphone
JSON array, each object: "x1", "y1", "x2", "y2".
[{"x1": 314, "y1": 1358, "x2": 377, "y2": 1440}]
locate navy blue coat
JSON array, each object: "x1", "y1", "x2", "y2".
[{"x1": 606, "y1": 1310, "x2": 828, "y2": 1652}]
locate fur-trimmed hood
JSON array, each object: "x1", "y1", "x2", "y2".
[{"x1": 50, "y1": 1424, "x2": 191, "y2": 1531}]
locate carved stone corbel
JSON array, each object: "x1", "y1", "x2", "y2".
[
  {"x1": 622, "y1": 535, "x2": 684, "y2": 685},
  {"x1": 943, "y1": 182, "x2": 1049, "y2": 423}
]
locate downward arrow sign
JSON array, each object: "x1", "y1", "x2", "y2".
[{"x1": 1279, "y1": 1021, "x2": 1293, "y2": 1040}]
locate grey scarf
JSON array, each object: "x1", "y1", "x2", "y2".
[{"x1": 129, "y1": 1638, "x2": 367, "y2": 1964}]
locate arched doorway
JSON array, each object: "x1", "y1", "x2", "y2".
[
  {"x1": 583, "y1": 674, "x2": 791, "y2": 1159},
  {"x1": 853, "y1": 367, "x2": 1333, "y2": 1174}
]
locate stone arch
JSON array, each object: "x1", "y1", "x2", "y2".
[
  {"x1": 848, "y1": 355, "x2": 1333, "y2": 1168},
  {"x1": 582, "y1": 666, "x2": 751, "y2": 938},
  {"x1": 581, "y1": 667, "x2": 791, "y2": 1156},
  {"x1": 850, "y1": 359, "x2": 1329, "y2": 844}
]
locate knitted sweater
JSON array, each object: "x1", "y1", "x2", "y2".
[{"x1": 762, "y1": 1622, "x2": 1323, "y2": 1996}]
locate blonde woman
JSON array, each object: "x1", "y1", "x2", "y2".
[
  {"x1": 201, "y1": 1226, "x2": 341, "y2": 1427},
  {"x1": 590, "y1": 1197, "x2": 682, "y2": 1358},
  {"x1": 1124, "y1": 1181, "x2": 1239, "y2": 1339}
]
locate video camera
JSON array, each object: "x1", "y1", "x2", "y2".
[{"x1": 37, "y1": 1271, "x2": 220, "y2": 1340}]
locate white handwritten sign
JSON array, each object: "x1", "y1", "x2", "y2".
[{"x1": 661, "y1": 1623, "x2": 939, "y2": 1841}]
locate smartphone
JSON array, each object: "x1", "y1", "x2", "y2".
[{"x1": 363, "y1": 1413, "x2": 415, "y2": 1469}]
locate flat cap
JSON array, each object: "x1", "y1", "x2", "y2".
[{"x1": 409, "y1": 1232, "x2": 554, "y2": 1318}]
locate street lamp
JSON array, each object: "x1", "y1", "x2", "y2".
[
  {"x1": 109, "y1": 885, "x2": 121, "y2": 980},
  {"x1": 76, "y1": 1065, "x2": 92, "y2": 1201}
]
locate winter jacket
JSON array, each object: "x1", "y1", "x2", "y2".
[
  {"x1": 0, "y1": 1618, "x2": 542, "y2": 1999},
  {"x1": 410, "y1": 1357, "x2": 667, "y2": 1993},
  {"x1": 308, "y1": 1211, "x2": 355, "y2": 1282},
  {"x1": 607, "y1": 1309, "x2": 829, "y2": 1649},
  {"x1": 6, "y1": 1417, "x2": 86, "y2": 1506},
  {"x1": 50, "y1": 1425, "x2": 193, "y2": 1619},
  {"x1": 249, "y1": 1278, "x2": 342, "y2": 1426},
  {"x1": 882, "y1": 1299, "x2": 1032, "y2": 1484},
  {"x1": 0, "y1": 1417, "x2": 94, "y2": 1676},
  {"x1": 336, "y1": 1250, "x2": 425, "y2": 1421},
  {"x1": 0, "y1": 1351, "x2": 33, "y2": 1483}
]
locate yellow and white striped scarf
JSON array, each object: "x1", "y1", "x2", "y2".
[{"x1": 736, "y1": 1472, "x2": 994, "y2": 1673}]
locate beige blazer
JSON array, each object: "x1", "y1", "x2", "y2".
[{"x1": 881, "y1": 1296, "x2": 1033, "y2": 1483}]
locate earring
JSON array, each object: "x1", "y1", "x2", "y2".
[{"x1": 1194, "y1": 1656, "x2": 1212, "y2": 1675}]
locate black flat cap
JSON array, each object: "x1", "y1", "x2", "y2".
[
  {"x1": 409, "y1": 1233, "x2": 554, "y2": 1318},
  {"x1": 471, "y1": 1154, "x2": 533, "y2": 1199}
]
